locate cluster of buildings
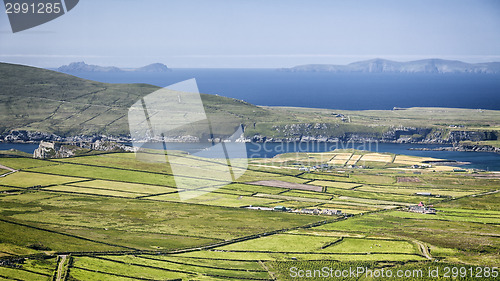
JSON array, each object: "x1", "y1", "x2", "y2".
[
  {"x1": 410, "y1": 164, "x2": 431, "y2": 169},
  {"x1": 298, "y1": 163, "x2": 365, "y2": 172},
  {"x1": 296, "y1": 208, "x2": 342, "y2": 216},
  {"x1": 298, "y1": 163, "x2": 330, "y2": 172},
  {"x1": 245, "y1": 205, "x2": 342, "y2": 216}
]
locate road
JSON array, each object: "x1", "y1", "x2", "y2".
[
  {"x1": 414, "y1": 240, "x2": 432, "y2": 260},
  {"x1": 0, "y1": 164, "x2": 18, "y2": 177},
  {"x1": 56, "y1": 255, "x2": 67, "y2": 281}
]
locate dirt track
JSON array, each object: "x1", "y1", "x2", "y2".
[
  {"x1": 0, "y1": 164, "x2": 18, "y2": 177},
  {"x1": 0, "y1": 164, "x2": 16, "y2": 172},
  {"x1": 56, "y1": 255, "x2": 67, "y2": 281}
]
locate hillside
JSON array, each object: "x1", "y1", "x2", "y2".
[
  {"x1": 281, "y1": 58, "x2": 500, "y2": 74},
  {"x1": 1, "y1": 62, "x2": 499, "y2": 143},
  {"x1": 0, "y1": 62, "x2": 269, "y2": 137}
]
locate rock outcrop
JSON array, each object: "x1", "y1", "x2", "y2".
[
  {"x1": 33, "y1": 140, "x2": 136, "y2": 159},
  {"x1": 1, "y1": 130, "x2": 130, "y2": 144},
  {"x1": 33, "y1": 141, "x2": 68, "y2": 158},
  {"x1": 448, "y1": 131, "x2": 497, "y2": 142}
]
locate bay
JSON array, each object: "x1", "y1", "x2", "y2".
[{"x1": 2, "y1": 142, "x2": 499, "y2": 171}]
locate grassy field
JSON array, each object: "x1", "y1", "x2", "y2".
[
  {"x1": 1, "y1": 149, "x2": 499, "y2": 280},
  {"x1": 0, "y1": 171, "x2": 85, "y2": 188},
  {"x1": 314, "y1": 208, "x2": 500, "y2": 266},
  {"x1": 25, "y1": 163, "x2": 180, "y2": 187},
  {"x1": 309, "y1": 180, "x2": 361, "y2": 189},
  {"x1": 216, "y1": 234, "x2": 417, "y2": 255},
  {"x1": 68, "y1": 179, "x2": 178, "y2": 194}
]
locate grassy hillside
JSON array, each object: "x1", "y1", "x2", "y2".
[
  {"x1": 0, "y1": 63, "x2": 157, "y2": 136},
  {"x1": 1, "y1": 62, "x2": 499, "y2": 140},
  {"x1": 0, "y1": 62, "x2": 273, "y2": 137}
]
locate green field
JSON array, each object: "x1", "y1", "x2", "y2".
[
  {"x1": 309, "y1": 180, "x2": 362, "y2": 189},
  {"x1": 0, "y1": 171, "x2": 85, "y2": 188},
  {"x1": 1, "y1": 148, "x2": 499, "y2": 280}
]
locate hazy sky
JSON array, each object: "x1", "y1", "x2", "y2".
[{"x1": 1, "y1": 0, "x2": 499, "y2": 68}]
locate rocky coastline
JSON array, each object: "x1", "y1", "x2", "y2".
[
  {"x1": 0, "y1": 130, "x2": 130, "y2": 144},
  {"x1": 32, "y1": 140, "x2": 136, "y2": 159},
  {"x1": 1, "y1": 129, "x2": 498, "y2": 155},
  {"x1": 410, "y1": 144, "x2": 500, "y2": 154}
]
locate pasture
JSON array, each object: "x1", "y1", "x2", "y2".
[{"x1": 0, "y1": 149, "x2": 499, "y2": 279}]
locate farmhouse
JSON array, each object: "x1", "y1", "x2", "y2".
[
  {"x1": 245, "y1": 205, "x2": 291, "y2": 212},
  {"x1": 408, "y1": 202, "x2": 436, "y2": 214},
  {"x1": 298, "y1": 208, "x2": 320, "y2": 215}
]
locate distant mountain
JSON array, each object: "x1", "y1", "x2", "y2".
[
  {"x1": 57, "y1": 61, "x2": 123, "y2": 73},
  {"x1": 135, "y1": 63, "x2": 171, "y2": 72},
  {"x1": 57, "y1": 62, "x2": 171, "y2": 73},
  {"x1": 281, "y1": 59, "x2": 500, "y2": 74}
]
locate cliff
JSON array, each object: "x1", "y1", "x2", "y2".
[{"x1": 3, "y1": 126, "x2": 497, "y2": 147}]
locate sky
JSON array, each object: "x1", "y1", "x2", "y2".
[{"x1": 1, "y1": 0, "x2": 500, "y2": 68}]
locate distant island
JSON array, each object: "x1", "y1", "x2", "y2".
[
  {"x1": 280, "y1": 58, "x2": 500, "y2": 74},
  {"x1": 56, "y1": 61, "x2": 171, "y2": 73}
]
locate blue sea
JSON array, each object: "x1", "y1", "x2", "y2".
[{"x1": 64, "y1": 69, "x2": 500, "y2": 110}]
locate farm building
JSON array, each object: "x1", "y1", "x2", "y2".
[
  {"x1": 409, "y1": 202, "x2": 436, "y2": 214},
  {"x1": 297, "y1": 208, "x2": 320, "y2": 215},
  {"x1": 273, "y1": 206, "x2": 288, "y2": 211},
  {"x1": 415, "y1": 192, "x2": 432, "y2": 196},
  {"x1": 245, "y1": 206, "x2": 274, "y2": 211},
  {"x1": 321, "y1": 209, "x2": 342, "y2": 216},
  {"x1": 294, "y1": 208, "x2": 342, "y2": 216}
]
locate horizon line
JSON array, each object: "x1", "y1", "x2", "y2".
[{"x1": 2, "y1": 56, "x2": 500, "y2": 70}]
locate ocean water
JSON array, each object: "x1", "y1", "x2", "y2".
[
  {"x1": 2, "y1": 142, "x2": 499, "y2": 171},
  {"x1": 64, "y1": 69, "x2": 500, "y2": 110}
]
